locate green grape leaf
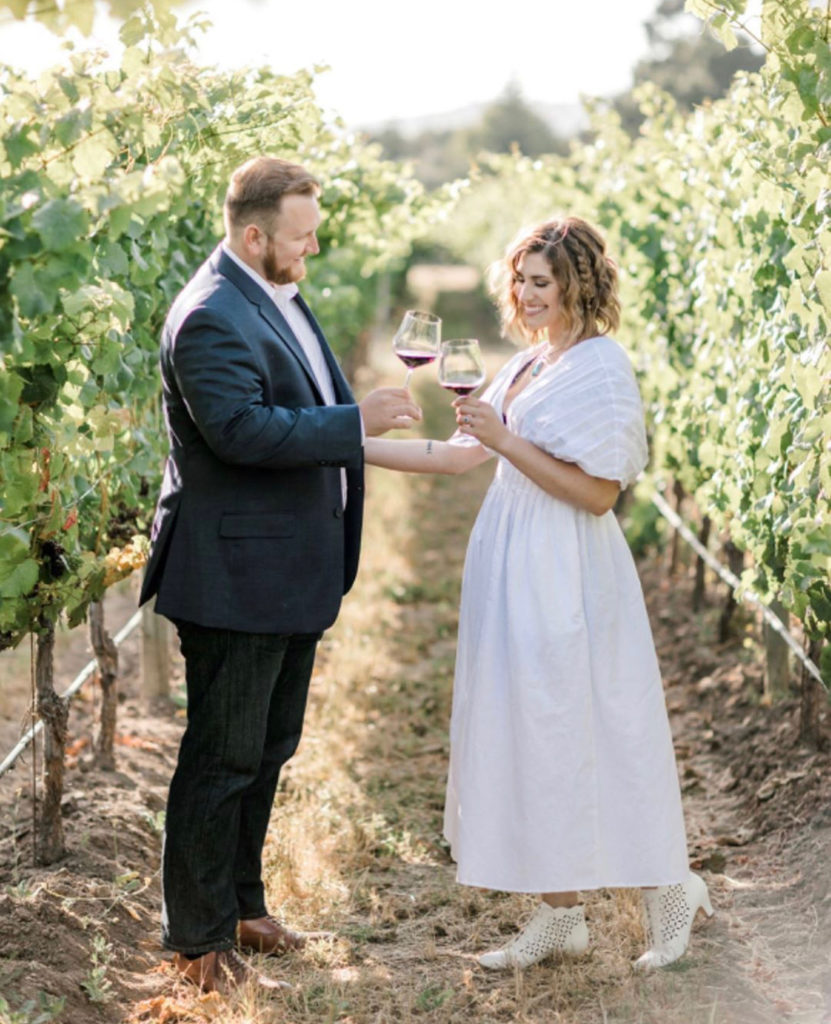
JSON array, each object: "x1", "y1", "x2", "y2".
[
  {"x1": 31, "y1": 198, "x2": 89, "y2": 251},
  {"x1": 815, "y1": 270, "x2": 831, "y2": 314},
  {"x1": 0, "y1": 531, "x2": 38, "y2": 599},
  {"x1": 3, "y1": 125, "x2": 39, "y2": 168},
  {"x1": 820, "y1": 645, "x2": 831, "y2": 685},
  {"x1": 9, "y1": 262, "x2": 56, "y2": 319},
  {"x1": 97, "y1": 239, "x2": 130, "y2": 278},
  {"x1": 3, "y1": 0, "x2": 31, "y2": 18},
  {"x1": 17, "y1": 363, "x2": 64, "y2": 410},
  {"x1": 119, "y1": 14, "x2": 147, "y2": 46},
  {"x1": 72, "y1": 132, "x2": 118, "y2": 180},
  {"x1": 55, "y1": 108, "x2": 89, "y2": 149},
  {"x1": 0, "y1": 371, "x2": 24, "y2": 434}
]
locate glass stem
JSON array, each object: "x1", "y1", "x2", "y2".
[{"x1": 404, "y1": 368, "x2": 413, "y2": 387}]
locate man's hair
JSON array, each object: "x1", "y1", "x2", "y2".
[{"x1": 223, "y1": 156, "x2": 320, "y2": 235}]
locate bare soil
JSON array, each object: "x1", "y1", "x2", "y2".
[{"x1": 0, "y1": 349, "x2": 829, "y2": 1024}]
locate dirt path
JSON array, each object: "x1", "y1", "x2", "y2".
[
  {"x1": 0, "y1": 347, "x2": 829, "y2": 1024},
  {"x1": 641, "y1": 561, "x2": 831, "y2": 1024}
]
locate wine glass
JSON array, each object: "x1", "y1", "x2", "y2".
[
  {"x1": 392, "y1": 310, "x2": 441, "y2": 385},
  {"x1": 438, "y1": 338, "x2": 486, "y2": 397}
]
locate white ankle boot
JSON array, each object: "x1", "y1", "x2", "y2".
[
  {"x1": 478, "y1": 902, "x2": 589, "y2": 970},
  {"x1": 634, "y1": 873, "x2": 713, "y2": 970}
]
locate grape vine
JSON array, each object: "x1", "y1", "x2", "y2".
[
  {"x1": 433, "y1": 0, "x2": 830, "y2": 680},
  {"x1": 0, "y1": 7, "x2": 441, "y2": 649}
]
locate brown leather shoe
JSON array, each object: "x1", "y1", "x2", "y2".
[
  {"x1": 237, "y1": 915, "x2": 334, "y2": 955},
  {"x1": 172, "y1": 948, "x2": 289, "y2": 994}
]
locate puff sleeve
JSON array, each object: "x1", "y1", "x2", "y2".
[{"x1": 523, "y1": 339, "x2": 648, "y2": 489}]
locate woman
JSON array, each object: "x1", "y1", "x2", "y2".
[{"x1": 366, "y1": 217, "x2": 712, "y2": 970}]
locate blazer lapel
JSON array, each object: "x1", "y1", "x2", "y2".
[
  {"x1": 294, "y1": 292, "x2": 356, "y2": 404},
  {"x1": 215, "y1": 248, "x2": 320, "y2": 391}
]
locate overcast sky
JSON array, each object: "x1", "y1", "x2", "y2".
[{"x1": 0, "y1": 0, "x2": 744, "y2": 128}]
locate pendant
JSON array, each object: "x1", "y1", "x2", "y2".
[{"x1": 531, "y1": 360, "x2": 544, "y2": 377}]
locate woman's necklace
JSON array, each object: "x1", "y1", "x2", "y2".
[{"x1": 529, "y1": 342, "x2": 567, "y2": 377}]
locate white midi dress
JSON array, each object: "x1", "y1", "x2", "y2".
[{"x1": 443, "y1": 335, "x2": 689, "y2": 893}]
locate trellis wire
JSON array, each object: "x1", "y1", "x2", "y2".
[
  {"x1": 650, "y1": 488, "x2": 826, "y2": 691},
  {"x1": 2, "y1": 494, "x2": 826, "y2": 779},
  {"x1": 0, "y1": 608, "x2": 143, "y2": 779}
]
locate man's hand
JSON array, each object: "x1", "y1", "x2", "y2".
[{"x1": 359, "y1": 387, "x2": 422, "y2": 437}]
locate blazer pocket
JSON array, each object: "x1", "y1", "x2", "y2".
[{"x1": 219, "y1": 513, "x2": 296, "y2": 538}]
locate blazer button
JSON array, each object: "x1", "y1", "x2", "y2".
[{"x1": 333, "y1": 506, "x2": 344, "y2": 519}]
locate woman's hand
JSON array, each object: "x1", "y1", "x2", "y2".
[{"x1": 453, "y1": 397, "x2": 510, "y2": 452}]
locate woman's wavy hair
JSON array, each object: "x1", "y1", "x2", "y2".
[{"x1": 488, "y1": 217, "x2": 621, "y2": 346}]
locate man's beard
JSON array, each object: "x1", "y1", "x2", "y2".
[{"x1": 263, "y1": 239, "x2": 305, "y2": 285}]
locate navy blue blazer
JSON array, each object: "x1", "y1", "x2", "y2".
[{"x1": 139, "y1": 246, "x2": 365, "y2": 634}]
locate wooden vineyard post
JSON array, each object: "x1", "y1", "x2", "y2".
[
  {"x1": 89, "y1": 601, "x2": 118, "y2": 770},
  {"x1": 692, "y1": 515, "x2": 711, "y2": 613},
  {"x1": 34, "y1": 623, "x2": 67, "y2": 865},
  {"x1": 717, "y1": 542, "x2": 745, "y2": 642},
  {"x1": 667, "y1": 480, "x2": 685, "y2": 578},
  {"x1": 141, "y1": 597, "x2": 171, "y2": 700},
  {"x1": 763, "y1": 599, "x2": 791, "y2": 703},
  {"x1": 799, "y1": 637, "x2": 826, "y2": 749}
]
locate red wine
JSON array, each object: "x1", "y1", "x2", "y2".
[
  {"x1": 441, "y1": 382, "x2": 478, "y2": 397},
  {"x1": 396, "y1": 349, "x2": 437, "y2": 369}
]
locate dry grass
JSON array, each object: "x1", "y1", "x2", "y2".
[{"x1": 137, "y1": 344, "x2": 738, "y2": 1024}]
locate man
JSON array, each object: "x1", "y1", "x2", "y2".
[{"x1": 139, "y1": 155, "x2": 420, "y2": 994}]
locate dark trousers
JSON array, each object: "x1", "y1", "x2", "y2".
[{"x1": 161, "y1": 620, "x2": 319, "y2": 954}]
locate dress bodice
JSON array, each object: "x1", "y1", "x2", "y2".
[{"x1": 472, "y1": 336, "x2": 649, "y2": 489}]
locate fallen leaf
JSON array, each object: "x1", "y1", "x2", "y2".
[
  {"x1": 716, "y1": 829, "x2": 754, "y2": 847},
  {"x1": 701, "y1": 850, "x2": 728, "y2": 872}
]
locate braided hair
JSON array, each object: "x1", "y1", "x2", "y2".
[{"x1": 489, "y1": 217, "x2": 621, "y2": 346}]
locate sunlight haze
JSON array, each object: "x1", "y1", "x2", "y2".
[{"x1": 1, "y1": 0, "x2": 680, "y2": 127}]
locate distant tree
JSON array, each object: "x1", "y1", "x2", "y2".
[
  {"x1": 465, "y1": 80, "x2": 566, "y2": 158},
  {"x1": 613, "y1": 0, "x2": 764, "y2": 132},
  {"x1": 367, "y1": 126, "x2": 467, "y2": 189},
  {"x1": 372, "y1": 126, "x2": 410, "y2": 162},
  {"x1": 368, "y1": 82, "x2": 567, "y2": 189}
]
